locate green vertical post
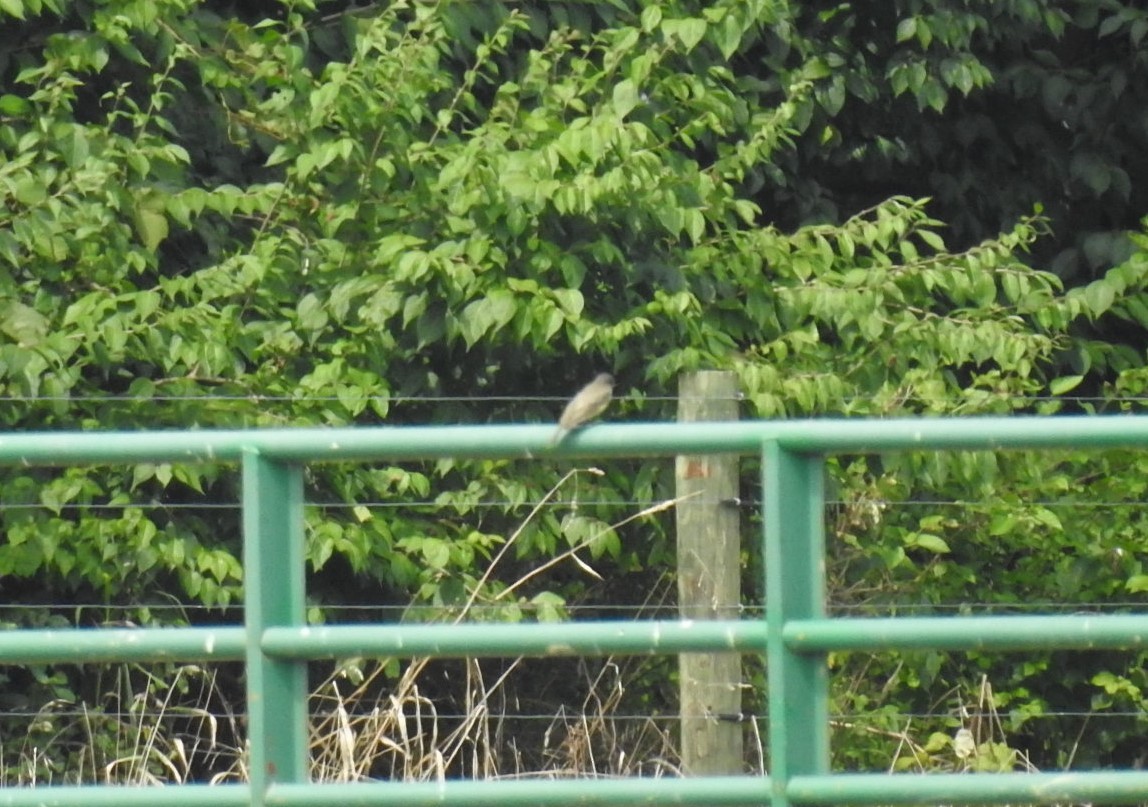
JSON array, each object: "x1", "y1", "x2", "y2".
[
  {"x1": 243, "y1": 450, "x2": 308, "y2": 805},
  {"x1": 763, "y1": 442, "x2": 829, "y2": 806}
]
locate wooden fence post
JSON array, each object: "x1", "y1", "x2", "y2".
[{"x1": 675, "y1": 370, "x2": 743, "y2": 776}]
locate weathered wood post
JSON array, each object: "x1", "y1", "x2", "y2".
[{"x1": 675, "y1": 370, "x2": 743, "y2": 777}]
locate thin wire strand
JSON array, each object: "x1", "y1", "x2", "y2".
[
  {"x1": 0, "y1": 708, "x2": 1136, "y2": 722},
  {"x1": 1, "y1": 393, "x2": 1147, "y2": 404},
  {"x1": 5, "y1": 394, "x2": 681, "y2": 404},
  {"x1": 1, "y1": 602, "x2": 1144, "y2": 615},
  {"x1": 4, "y1": 499, "x2": 1148, "y2": 512}
]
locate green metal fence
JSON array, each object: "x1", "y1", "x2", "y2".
[{"x1": 2, "y1": 417, "x2": 1148, "y2": 806}]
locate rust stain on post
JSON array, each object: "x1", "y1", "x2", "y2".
[{"x1": 682, "y1": 458, "x2": 710, "y2": 478}]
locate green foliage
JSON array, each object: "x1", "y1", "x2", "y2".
[
  {"x1": 4, "y1": 0, "x2": 1148, "y2": 776},
  {"x1": 824, "y1": 397, "x2": 1148, "y2": 767},
  {"x1": 757, "y1": 0, "x2": 1148, "y2": 286}
]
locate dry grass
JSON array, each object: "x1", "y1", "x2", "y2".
[{"x1": 1, "y1": 468, "x2": 690, "y2": 785}]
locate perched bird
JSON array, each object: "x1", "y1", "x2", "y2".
[{"x1": 551, "y1": 373, "x2": 614, "y2": 445}]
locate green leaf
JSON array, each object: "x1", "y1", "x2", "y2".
[
  {"x1": 296, "y1": 293, "x2": 329, "y2": 332},
  {"x1": 914, "y1": 533, "x2": 950, "y2": 554},
  {"x1": 13, "y1": 176, "x2": 47, "y2": 206},
  {"x1": 133, "y1": 202, "x2": 169, "y2": 253},
  {"x1": 0, "y1": 301, "x2": 48, "y2": 345},
  {"x1": 639, "y1": 5, "x2": 662, "y2": 32},
  {"x1": 0, "y1": 94, "x2": 30, "y2": 114},
  {"x1": 895, "y1": 18, "x2": 916, "y2": 43},
  {"x1": 1132, "y1": 18, "x2": 1148, "y2": 46},
  {"x1": 612, "y1": 79, "x2": 639, "y2": 119},
  {"x1": 483, "y1": 290, "x2": 517, "y2": 331},
  {"x1": 714, "y1": 14, "x2": 742, "y2": 59},
  {"x1": 402, "y1": 293, "x2": 427, "y2": 327},
  {"x1": 458, "y1": 290, "x2": 517, "y2": 346},
  {"x1": 987, "y1": 512, "x2": 1015, "y2": 536},
  {"x1": 1070, "y1": 152, "x2": 1111, "y2": 196},
  {"x1": 551, "y1": 288, "x2": 584, "y2": 317},
  {"x1": 919, "y1": 78, "x2": 948, "y2": 112},
  {"x1": 531, "y1": 591, "x2": 567, "y2": 623},
  {"x1": 1097, "y1": 14, "x2": 1123, "y2": 38},
  {"x1": 132, "y1": 464, "x2": 156, "y2": 490},
  {"x1": 56, "y1": 124, "x2": 89, "y2": 167},
  {"x1": 375, "y1": 233, "x2": 426, "y2": 264},
  {"x1": 918, "y1": 229, "x2": 945, "y2": 251},
  {"x1": 1126, "y1": 575, "x2": 1148, "y2": 594},
  {"x1": 805, "y1": 56, "x2": 832, "y2": 80},
  {"x1": 421, "y1": 538, "x2": 451, "y2": 570},
  {"x1": 1048, "y1": 375, "x2": 1084, "y2": 395},
  {"x1": 662, "y1": 17, "x2": 707, "y2": 52},
  {"x1": 265, "y1": 143, "x2": 296, "y2": 166},
  {"x1": 683, "y1": 208, "x2": 705, "y2": 245},
  {"x1": 1083, "y1": 280, "x2": 1116, "y2": 316}
]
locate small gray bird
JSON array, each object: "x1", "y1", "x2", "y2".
[{"x1": 551, "y1": 373, "x2": 614, "y2": 445}]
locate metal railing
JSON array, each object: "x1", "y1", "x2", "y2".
[{"x1": 2, "y1": 417, "x2": 1148, "y2": 806}]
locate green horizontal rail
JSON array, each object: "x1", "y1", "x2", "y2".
[
  {"x1": 786, "y1": 772, "x2": 1148, "y2": 804},
  {"x1": 785, "y1": 615, "x2": 1148, "y2": 652},
  {"x1": 4, "y1": 772, "x2": 1147, "y2": 807},
  {"x1": 0, "y1": 622, "x2": 761, "y2": 666},
  {"x1": 266, "y1": 777, "x2": 770, "y2": 806},
  {"x1": 6, "y1": 415, "x2": 1148, "y2": 465},
  {"x1": 262, "y1": 620, "x2": 766, "y2": 659},
  {"x1": 0, "y1": 784, "x2": 250, "y2": 807},
  {"x1": 0, "y1": 627, "x2": 246, "y2": 664},
  {"x1": 11, "y1": 613, "x2": 1145, "y2": 667}
]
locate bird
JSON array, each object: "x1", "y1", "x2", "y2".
[{"x1": 551, "y1": 373, "x2": 614, "y2": 445}]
